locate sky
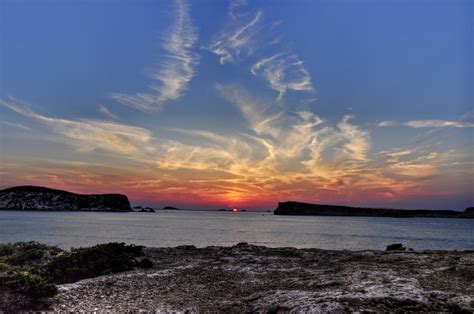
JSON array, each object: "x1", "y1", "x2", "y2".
[{"x1": 0, "y1": 0, "x2": 472, "y2": 211}]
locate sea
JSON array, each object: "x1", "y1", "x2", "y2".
[{"x1": 0, "y1": 210, "x2": 472, "y2": 250}]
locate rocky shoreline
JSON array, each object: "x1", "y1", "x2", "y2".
[{"x1": 49, "y1": 244, "x2": 473, "y2": 312}]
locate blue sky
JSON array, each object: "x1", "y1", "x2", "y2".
[{"x1": 1, "y1": 0, "x2": 472, "y2": 210}]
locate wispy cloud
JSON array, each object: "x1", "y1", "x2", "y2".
[
  {"x1": 404, "y1": 120, "x2": 474, "y2": 128},
  {"x1": 1, "y1": 98, "x2": 153, "y2": 155},
  {"x1": 378, "y1": 120, "x2": 398, "y2": 127},
  {"x1": 337, "y1": 115, "x2": 370, "y2": 162},
  {"x1": 379, "y1": 119, "x2": 474, "y2": 128},
  {"x1": 0, "y1": 121, "x2": 33, "y2": 131},
  {"x1": 110, "y1": 0, "x2": 198, "y2": 111},
  {"x1": 229, "y1": 0, "x2": 248, "y2": 21},
  {"x1": 251, "y1": 53, "x2": 313, "y2": 100},
  {"x1": 99, "y1": 104, "x2": 119, "y2": 120},
  {"x1": 215, "y1": 83, "x2": 283, "y2": 137},
  {"x1": 207, "y1": 10, "x2": 262, "y2": 64},
  {"x1": 216, "y1": 84, "x2": 369, "y2": 173},
  {"x1": 207, "y1": 2, "x2": 314, "y2": 102}
]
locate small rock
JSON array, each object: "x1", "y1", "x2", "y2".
[{"x1": 386, "y1": 243, "x2": 406, "y2": 251}]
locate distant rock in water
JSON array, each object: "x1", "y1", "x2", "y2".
[
  {"x1": 274, "y1": 201, "x2": 474, "y2": 218},
  {"x1": 163, "y1": 206, "x2": 180, "y2": 210},
  {"x1": 132, "y1": 206, "x2": 155, "y2": 212},
  {"x1": 0, "y1": 186, "x2": 131, "y2": 212},
  {"x1": 141, "y1": 207, "x2": 155, "y2": 213}
]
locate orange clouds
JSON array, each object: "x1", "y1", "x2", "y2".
[{"x1": 1, "y1": 93, "x2": 472, "y2": 210}]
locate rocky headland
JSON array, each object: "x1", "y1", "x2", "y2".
[
  {"x1": 274, "y1": 201, "x2": 474, "y2": 218},
  {"x1": 0, "y1": 186, "x2": 131, "y2": 211}
]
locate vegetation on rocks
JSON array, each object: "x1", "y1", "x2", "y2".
[
  {"x1": 42, "y1": 242, "x2": 149, "y2": 284},
  {"x1": 0, "y1": 241, "x2": 151, "y2": 311}
]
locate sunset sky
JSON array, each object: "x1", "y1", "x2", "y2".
[{"x1": 1, "y1": 0, "x2": 472, "y2": 210}]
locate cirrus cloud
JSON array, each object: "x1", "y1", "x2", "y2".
[
  {"x1": 1, "y1": 98, "x2": 153, "y2": 155},
  {"x1": 110, "y1": 0, "x2": 199, "y2": 112},
  {"x1": 379, "y1": 119, "x2": 474, "y2": 128},
  {"x1": 251, "y1": 53, "x2": 314, "y2": 100},
  {"x1": 206, "y1": 1, "x2": 315, "y2": 102}
]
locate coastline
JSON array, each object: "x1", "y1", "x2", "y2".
[{"x1": 2, "y1": 242, "x2": 471, "y2": 312}]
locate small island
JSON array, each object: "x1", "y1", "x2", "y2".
[
  {"x1": 274, "y1": 201, "x2": 474, "y2": 218},
  {"x1": 163, "y1": 206, "x2": 180, "y2": 210},
  {"x1": 0, "y1": 186, "x2": 131, "y2": 212}
]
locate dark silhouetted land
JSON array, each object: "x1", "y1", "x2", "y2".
[
  {"x1": 0, "y1": 186, "x2": 131, "y2": 212},
  {"x1": 274, "y1": 201, "x2": 474, "y2": 218}
]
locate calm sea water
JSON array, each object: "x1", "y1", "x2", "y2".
[{"x1": 0, "y1": 210, "x2": 472, "y2": 250}]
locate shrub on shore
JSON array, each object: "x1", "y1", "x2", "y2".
[
  {"x1": 0, "y1": 241, "x2": 61, "y2": 268},
  {"x1": 0, "y1": 242, "x2": 61, "y2": 310},
  {"x1": 42, "y1": 242, "x2": 147, "y2": 283},
  {"x1": 1, "y1": 271, "x2": 57, "y2": 297},
  {"x1": 0, "y1": 241, "x2": 151, "y2": 311}
]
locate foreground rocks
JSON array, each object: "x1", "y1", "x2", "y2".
[{"x1": 52, "y1": 244, "x2": 474, "y2": 312}]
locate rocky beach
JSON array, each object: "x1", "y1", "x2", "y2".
[{"x1": 32, "y1": 243, "x2": 474, "y2": 312}]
